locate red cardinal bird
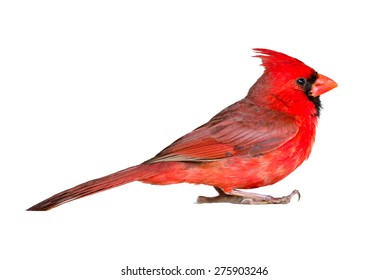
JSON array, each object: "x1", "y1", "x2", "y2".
[{"x1": 27, "y1": 49, "x2": 337, "y2": 211}]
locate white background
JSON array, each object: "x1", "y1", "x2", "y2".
[{"x1": 1, "y1": 0, "x2": 388, "y2": 279}]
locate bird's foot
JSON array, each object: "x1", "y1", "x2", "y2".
[{"x1": 197, "y1": 188, "x2": 300, "y2": 205}]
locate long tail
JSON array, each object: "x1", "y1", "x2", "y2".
[{"x1": 27, "y1": 164, "x2": 158, "y2": 211}]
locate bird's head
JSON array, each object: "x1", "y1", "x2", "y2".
[{"x1": 249, "y1": 48, "x2": 337, "y2": 117}]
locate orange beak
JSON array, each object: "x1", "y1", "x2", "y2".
[{"x1": 310, "y1": 74, "x2": 338, "y2": 97}]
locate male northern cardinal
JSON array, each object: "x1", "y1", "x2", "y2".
[{"x1": 27, "y1": 49, "x2": 337, "y2": 211}]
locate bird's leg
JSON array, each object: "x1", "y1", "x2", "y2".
[
  {"x1": 197, "y1": 187, "x2": 300, "y2": 205},
  {"x1": 230, "y1": 189, "x2": 301, "y2": 204}
]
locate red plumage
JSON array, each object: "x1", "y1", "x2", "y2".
[{"x1": 27, "y1": 49, "x2": 337, "y2": 211}]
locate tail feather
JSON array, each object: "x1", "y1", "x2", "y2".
[{"x1": 27, "y1": 164, "x2": 154, "y2": 211}]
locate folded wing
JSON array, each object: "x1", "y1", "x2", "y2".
[{"x1": 145, "y1": 100, "x2": 298, "y2": 163}]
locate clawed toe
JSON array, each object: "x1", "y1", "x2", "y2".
[{"x1": 197, "y1": 187, "x2": 301, "y2": 205}]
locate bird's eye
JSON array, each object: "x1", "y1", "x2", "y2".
[{"x1": 296, "y1": 78, "x2": 306, "y2": 86}]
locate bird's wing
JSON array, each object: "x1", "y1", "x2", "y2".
[{"x1": 145, "y1": 101, "x2": 299, "y2": 163}]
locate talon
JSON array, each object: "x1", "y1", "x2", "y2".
[
  {"x1": 294, "y1": 190, "x2": 301, "y2": 201},
  {"x1": 289, "y1": 189, "x2": 301, "y2": 202}
]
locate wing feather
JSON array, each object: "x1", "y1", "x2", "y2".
[{"x1": 145, "y1": 100, "x2": 298, "y2": 163}]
